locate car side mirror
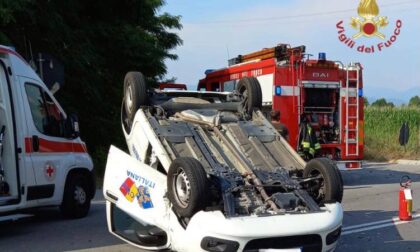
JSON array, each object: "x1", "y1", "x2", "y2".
[
  {"x1": 399, "y1": 122, "x2": 410, "y2": 147},
  {"x1": 65, "y1": 113, "x2": 80, "y2": 139}
]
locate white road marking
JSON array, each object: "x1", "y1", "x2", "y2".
[{"x1": 342, "y1": 213, "x2": 420, "y2": 235}]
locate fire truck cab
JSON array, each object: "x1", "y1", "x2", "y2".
[
  {"x1": 198, "y1": 44, "x2": 364, "y2": 169},
  {"x1": 0, "y1": 45, "x2": 95, "y2": 220}
]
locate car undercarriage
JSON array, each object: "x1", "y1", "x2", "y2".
[
  {"x1": 121, "y1": 73, "x2": 343, "y2": 220},
  {"x1": 103, "y1": 71, "x2": 344, "y2": 252}
]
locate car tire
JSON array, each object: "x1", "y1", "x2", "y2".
[
  {"x1": 60, "y1": 173, "x2": 91, "y2": 218},
  {"x1": 236, "y1": 77, "x2": 262, "y2": 115},
  {"x1": 167, "y1": 157, "x2": 210, "y2": 218},
  {"x1": 303, "y1": 158, "x2": 343, "y2": 204},
  {"x1": 121, "y1": 100, "x2": 131, "y2": 134},
  {"x1": 124, "y1": 71, "x2": 148, "y2": 123}
]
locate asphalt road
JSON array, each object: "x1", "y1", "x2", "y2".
[
  {"x1": 0, "y1": 163, "x2": 419, "y2": 252},
  {"x1": 338, "y1": 163, "x2": 420, "y2": 252}
]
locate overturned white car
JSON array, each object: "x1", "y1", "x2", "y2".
[{"x1": 103, "y1": 72, "x2": 344, "y2": 252}]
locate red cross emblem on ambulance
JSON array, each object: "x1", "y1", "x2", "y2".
[{"x1": 44, "y1": 163, "x2": 56, "y2": 181}]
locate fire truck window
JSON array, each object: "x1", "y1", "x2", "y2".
[
  {"x1": 25, "y1": 84, "x2": 64, "y2": 137},
  {"x1": 197, "y1": 83, "x2": 205, "y2": 91},
  {"x1": 223, "y1": 80, "x2": 236, "y2": 92},
  {"x1": 210, "y1": 82, "x2": 220, "y2": 92}
]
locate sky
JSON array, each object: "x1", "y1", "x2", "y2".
[{"x1": 161, "y1": 0, "x2": 420, "y2": 104}]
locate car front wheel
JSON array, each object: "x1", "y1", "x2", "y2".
[{"x1": 167, "y1": 158, "x2": 210, "y2": 218}]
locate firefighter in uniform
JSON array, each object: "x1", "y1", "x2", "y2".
[
  {"x1": 298, "y1": 117, "x2": 321, "y2": 160},
  {"x1": 270, "y1": 110, "x2": 289, "y2": 141}
]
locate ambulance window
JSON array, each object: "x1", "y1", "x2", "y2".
[
  {"x1": 223, "y1": 80, "x2": 236, "y2": 92},
  {"x1": 25, "y1": 84, "x2": 64, "y2": 137}
]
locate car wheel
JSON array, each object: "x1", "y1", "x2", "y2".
[
  {"x1": 167, "y1": 157, "x2": 210, "y2": 218},
  {"x1": 124, "y1": 71, "x2": 148, "y2": 123},
  {"x1": 60, "y1": 173, "x2": 91, "y2": 218},
  {"x1": 303, "y1": 158, "x2": 343, "y2": 204},
  {"x1": 236, "y1": 77, "x2": 262, "y2": 116},
  {"x1": 121, "y1": 99, "x2": 131, "y2": 133}
]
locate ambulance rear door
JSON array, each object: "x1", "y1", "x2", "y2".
[{"x1": 0, "y1": 57, "x2": 20, "y2": 207}]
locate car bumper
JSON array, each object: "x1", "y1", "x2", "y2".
[{"x1": 172, "y1": 203, "x2": 343, "y2": 252}]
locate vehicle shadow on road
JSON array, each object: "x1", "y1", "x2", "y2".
[
  {"x1": 0, "y1": 204, "x2": 124, "y2": 251},
  {"x1": 338, "y1": 210, "x2": 420, "y2": 252},
  {"x1": 341, "y1": 164, "x2": 420, "y2": 187}
]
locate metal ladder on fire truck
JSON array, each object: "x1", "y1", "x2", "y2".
[{"x1": 345, "y1": 63, "x2": 360, "y2": 158}]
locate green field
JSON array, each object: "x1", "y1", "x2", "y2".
[{"x1": 364, "y1": 107, "x2": 420, "y2": 161}]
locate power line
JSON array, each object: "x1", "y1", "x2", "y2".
[{"x1": 188, "y1": 0, "x2": 420, "y2": 25}]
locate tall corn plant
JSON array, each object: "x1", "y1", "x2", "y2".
[{"x1": 364, "y1": 107, "x2": 420, "y2": 160}]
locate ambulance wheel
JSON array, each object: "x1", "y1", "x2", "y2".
[
  {"x1": 236, "y1": 77, "x2": 262, "y2": 115},
  {"x1": 124, "y1": 71, "x2": 148, "y2": 123},
  {"x1": 167, "y1": 158, "x2": 210, "y2": 218},
  {"x1": 303, "y1": 158, "x2": 343, "y2": 204},
  {"x1": 60, "y1": 173, "x2": 91, "y2": 218}
]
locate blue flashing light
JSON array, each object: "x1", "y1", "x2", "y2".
[
  {"x1": 358, "y1": 88, "x2": 363, "y2": 97},
  {"x1": 275, "y1": 86, "x2": 282, "y2": 96},
  {"x1": 204, "y1": 69, "x2": 215, "y2": 75},
  {"x1": 319, "y1": 52, "x2": 326, "y2": 61}
]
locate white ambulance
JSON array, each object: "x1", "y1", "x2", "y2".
[{"x1": 0, "y1": 45, "x2": 95, "y2": 220}]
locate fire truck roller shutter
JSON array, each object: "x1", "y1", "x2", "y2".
[{"x1": 236, "y1": 77, "x2": 262, "y2": 115}]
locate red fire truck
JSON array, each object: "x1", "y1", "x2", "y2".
[{"x1": 197, "y1": 44, "x2": 364, "y2": 169}]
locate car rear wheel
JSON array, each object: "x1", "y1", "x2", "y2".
[
  {"x1": 167, "y1": 158, "x2": 210, "y2": 218},
  {"x1": 236, "y1": 77, "x2": 262, "y2": 116},
  {"x1": 303, "y1": 158, "x2": 343, "y2": 204},
  {"x1": 123, "y1": 71, "x2": 148, "y2": 124}
]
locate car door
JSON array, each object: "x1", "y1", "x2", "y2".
[
  {"x1": 21, "y1": 79, "x2": 71, "y2": 204},
  {"x1": 103, "y1": 146, "x2": 170, "y2": 250}
]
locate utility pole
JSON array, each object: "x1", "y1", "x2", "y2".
[{"x1": 37, "y1": 53, "x2": 45, "y2": 80}]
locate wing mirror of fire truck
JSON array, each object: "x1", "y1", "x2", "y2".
[
  {"x1": 65, "y1": 113, "x2": 80, "y2": 139},
  {"x1": 399, "y1": 122, "x2": 410, "y2": 147}
]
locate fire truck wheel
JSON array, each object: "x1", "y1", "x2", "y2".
[
  {"x1": 303, "y1": 158, "x2": 343, "y2": 204},
  {"x1": 236, "y1": 77, "x2": 262, "y2": 115},
  {"x1": 124, "y1": 71, "x2": 148, "y2": 123},
  {"x1": 60, "y1": 173, "x2": 91, "y2": 218},
  {"x1": 167, "y1": 157, "x2": 210, "y2": 218}
]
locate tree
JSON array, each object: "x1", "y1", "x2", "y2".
[
  {"x1": 0, "y1": 0, "x2": 182, "y2": 175},
  {"x1": 409, "y1": 96, "x2": 420, "y2": 107},
  {"x1": 364, "y1": 97, "x2": 369, "y2": 106},
  {"x1": 371, "y1": 98, "x2": 394, "y2": 108}
]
